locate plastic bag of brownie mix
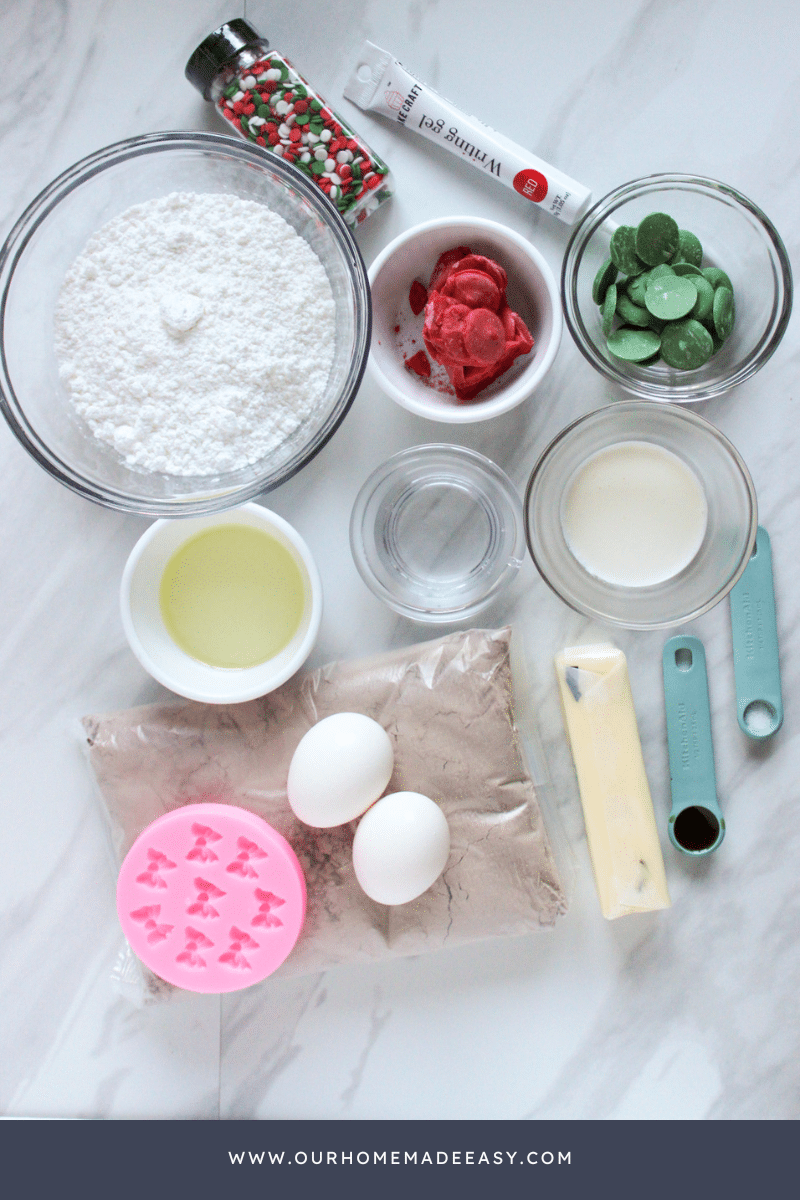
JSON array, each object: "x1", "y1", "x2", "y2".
[{"x1": 82, "y1": 627, "x2": 567, "y2": 1004}]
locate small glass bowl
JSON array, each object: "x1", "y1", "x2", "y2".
[
  {"x1": 0, "y1": 132, "x2": 370, "y2": 516},
  {"x1": 524, "y1": 402, "x2": 757, "y2": 630},
  {"x1": 561, "y1": 174, "x2": 792, "y2": 402},
  {"x1": 350, "y1": 444, "x2": 525, "y2": 622}
]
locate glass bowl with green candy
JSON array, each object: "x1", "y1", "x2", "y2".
[{"x1": 561, "y1": 175, "x2": 792, "y2": 402}]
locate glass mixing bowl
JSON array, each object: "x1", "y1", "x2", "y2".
[
  {"x1": 561, "y1": 174, "x2": 792, "y2": 402},
  {"x1": 0, "y1": 132, "x2": 370, "y2": 515},
  {"x1": 524, "y1": 402, "x2": 757, "y2": 630}
]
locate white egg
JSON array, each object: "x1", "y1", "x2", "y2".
[
  {"x1": 287, "y1": 712, "x2": 394, "y2": 828},
  {"x1": 352, "y1": 791, "x2": 450, "y2": 906}
]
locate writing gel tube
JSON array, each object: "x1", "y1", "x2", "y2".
[{"x1": 344, "y1": 41, "x2": 592, "y2": 226}]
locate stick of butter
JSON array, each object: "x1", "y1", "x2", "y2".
[{"x1": 555, "y1": 644, "x2": 670, "y2": 919}]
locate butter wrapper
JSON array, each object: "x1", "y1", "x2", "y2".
[{"x1": 555, "y1": 644, "x2": 670, "y2": 919}]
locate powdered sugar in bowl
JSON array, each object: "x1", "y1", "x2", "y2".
[{"x1": 0, "y1": 132, "x2": 370, "y2": 515}]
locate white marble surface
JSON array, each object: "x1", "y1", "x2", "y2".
[{"x1": 1, "y1": 0, "x2": 798, "y2": 1121}]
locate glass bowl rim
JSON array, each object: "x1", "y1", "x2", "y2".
[
  {"x1": 523, "y1": 400, "x2": 758, "y2": 630},
  {"x1": 560, "y1": 172, "x2": 793, "y2": 403},
  {"x1": 0, "y1": 130, "x2": 371, "y2": 516}
]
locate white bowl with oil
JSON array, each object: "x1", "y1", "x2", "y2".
[{"x1": 121, "y1": 503, "x2": 322, "y2": 703}]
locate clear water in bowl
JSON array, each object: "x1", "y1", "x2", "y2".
[{"x1": 350, "y1": 444, "x2": 525, "y2": 622}]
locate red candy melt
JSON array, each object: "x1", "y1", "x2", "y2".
[
  {"x1": 463, "y1": 308, "x2": 506, "y2": 363},
  {"x1": 442, "y1": 269, "x2": 501, "y2": 310},
  {"x1": 405, "y1": 349, "x2": 431, "y2": 377},
  {"x1": 408, "y1": 280, "x2": 428, "y2": 315},
  {"x1": 422, "y1": 248, "x2": 534, "y2": 401}
]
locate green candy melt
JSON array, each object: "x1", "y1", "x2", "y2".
[
  {"x1": 626, "y1": 273, "x2": 650, "y2": 306},
  {"x1": 645, "y1": 274, "x2": 698, "y2": 320},
  {"x1": 691, "y1": 275, "x2": 715, "y2": 322},
  {"x1": 592, "y1": 257, "x2": 618, "y2": 305},
  {"x1": 595, "y1": 209, "x2": 735, "y2": 373},
  {"x1": 616, "y1": 293, "x2": 651, "y2": 327},
  {"x1": 660, "y1": 319, "x2": 714, "y2": 369},
  {"x1": 713, "y1": 286, "x2": 735, "y2": 339},
  {"x1": 677, "y1": 229, "x2": 703, "y2": 266},
  {"x1": 607, "y1": 326, "x2": 662, "y2": 362},
  {"x1": 610, "y1": 226, "x2": 646, "y2": 276},
  {"x1": 602, "y1": 284, "x2": 617, "y2": 336},
  {"x1": 703, "y1": 267, "x2": 734, "y2": 291},
  {"x1": 635, "y1": 212, "x2": 680, "y2": 266}
]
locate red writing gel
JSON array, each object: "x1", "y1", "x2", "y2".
[{"x1": 513, "y1": 169, "x2": 548, "y2": 203}]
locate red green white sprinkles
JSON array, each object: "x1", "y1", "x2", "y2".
[
  {"x1": 184, "y1": 25, "x2": 393, "y2": 230},
  {"x1": 592, "y1": 212, "x2": 736, "y2": 371},
  {"x1": 216, "y1": 53, "x2": 392, "y2": 226}
]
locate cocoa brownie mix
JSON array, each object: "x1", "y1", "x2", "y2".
[{"x1": 83, "y1": 627, "x2": 566, "y2": 994}]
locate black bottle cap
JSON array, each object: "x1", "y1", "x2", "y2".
[{"x1": 185, "y1": 19, "x2": 267, "y2": 100}]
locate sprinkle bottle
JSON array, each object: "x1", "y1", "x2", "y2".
[{"x1": 186, "y1": 19, "x2": 393, "y2": 228}]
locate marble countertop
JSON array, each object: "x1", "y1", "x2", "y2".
[{"x1": 1, "y1": 0, "x2": 798, "y2": 1121}]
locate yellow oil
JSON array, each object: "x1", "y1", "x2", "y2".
[{"x1": 159, "y1": 524, "x2": 306, "y2": 669}]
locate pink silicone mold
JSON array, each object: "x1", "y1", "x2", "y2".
[{"x1": 117, "y1": 803, "x2": 306, "y2": 993}]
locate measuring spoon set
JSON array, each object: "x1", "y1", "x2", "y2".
[{"x1": 662, "y1": 526, "x2": 783, "y2": 856}]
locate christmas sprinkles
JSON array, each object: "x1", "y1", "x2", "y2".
[{"x1": 215, "y1": 53, "x2": 391, "y2": 227}]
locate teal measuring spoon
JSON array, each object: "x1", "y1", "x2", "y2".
[
  {"x1": 729, "y1": 526, "x2": 783, "y2": 739},
  {"x1": 662, "y1": 635, "x2": 725, "y2": 855}
]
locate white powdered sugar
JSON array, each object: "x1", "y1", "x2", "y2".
[{"x1": 55, "y1": 192, "x2": 336, "y2": 476}]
